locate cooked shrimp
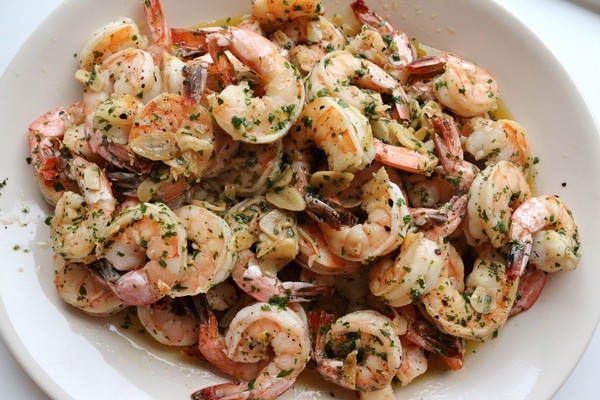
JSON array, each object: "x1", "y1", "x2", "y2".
[
  {"x1": 172, "y1": 26, "x2": 305, "y2": 144},
  {"x1": 98, "y1": 201, "x2": 188, "y2": 305},
  {"x1": 349, "y1": 0, "x2": 416, "y2": 85},
  {"x1": 369, "y1": 195, "x2": 467, "y2": 307},
  {"x1": 194, "y1": 295, "x2": 268, "y2": 382},
  {"x1": 296, "y1": 220, "x2": 362, "y2": 275},
  {"x1": 137, "y1": 296, "x2": 199, "y2": 346},
  {"x1": 306, "y1": 50, "x2": 410, "y2": 120},
  {"x1": 507, "y1": 194, "x2": 581, "y2": 280},
  {"x1": 292, "y1": 96, "x2": 375, "y2": 172},
  {"x1": 174, "y1": 204, "x2": 236, "y2": 294},
  {"x1": 421, "y1": 245, "x2": 519, "y2": 340},
  {"x1": 466, "y1": 160, "x2": 531, "y2": 248},
  {"x1": 142, "y1": 0, "x2": 172, "y2": 61},
  {"x1": 406, "y1": 53, "x2": 500, "y2": 117},
  {"x1": 53, "y1": 255, "x2": 126, "y2": 317},
  {"x1": 320, "y1": 167, "x2": 411, "y2": 263},
  {"x1": 509, "y1": 266, "x2": 547, "y2": 317},
  {"x1": 192, "y1": 301, "x2": 311, "y2": 400},
  {"x1": 463, "y1": 117, "x2": 534, "y2": 174},
  {"x1": 28, "y1": 103, "x2": 87, "y2": 181},
  {"x1": 309, "y1": 309, "x2": 402, "y2": 393},
  {"x1": 231, "y1": 249, "x2": 333, "y2": 302},
  {"x1": 252, "y1": 0, "x2": 323, "y2": 26},
  {"x1": 396, "y1": 338, "x2": 428, "y2": 387},
  {"x1": 50, "y1": 156, "x2": 116, "y2": 263},
  {"x1": 284, "y1": 15, "x2": 347, "y2": 74},
  {"x1": 432, "y1": 115, "x2": 479, "y2": 194},
  {"x1": 128, "y1": 92, "x2": 215, "y2": 180},
  {"x1": 78, "y1": 17, "x2": 148, "y2": 71}
]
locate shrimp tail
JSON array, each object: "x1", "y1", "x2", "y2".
[
  {"x1": 190, "y1": 381, "x2": 246, "y2": 400},
  {"x1": 506, "y1": 240, "x2": 532, "y2": 281}
]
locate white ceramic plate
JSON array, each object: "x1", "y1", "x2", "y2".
[{"x1": 1, "y1": 0, "x2": 599, "y2": 399}]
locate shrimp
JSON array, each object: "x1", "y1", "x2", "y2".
[
  {"x1": 191, "y1": 301, "x2": 311, "y2": 400},
  {"x1": 463, "y1": 117, "x2": 534, "y2": 174},
  {"x1": 128, "y1": 92, "x2": 215, "y2": 180},
  {"x1": 174, "y1": 204, "x2": 236, "y2": 294},
  {"x1": 172, "y1": 26, "x2": 305, "y2": 144},
  {"x1": 421, "y1": 244, "x2": 519, "y2": 340},
  {"x1": 369, "y1": 195, "x2": 467, "y2": 307},
  {"x1": 432, "y1": 115, "x2": 479, "y2": 194},
  {"x1": 284, "y1": 15, "x2": 347, "y2": 74},
  {"x1": 466, "y1": 160, "x2": 531, "y2": 248},
  {"x1": 97, "y1": 201, "x2": 188, "y2": 305},
  {"x1": 292, "y1": 96, "x2": 375, "y2": 172},
  {"x1": 53, "y1": 255, "x2": 126, "y2": 317},
  {"x1": 296, "y1": 220, "x2": 362, "y2": 275},
  {"x1": 306, "y1": 50, "x2": 410, "y2": 120},
  {"x1": 507, "y1": 194, "x2": 581, "y2": 280},
  {"x1": 78, "y1": 17, "x2": 148, "y2": 71},
  {"x1": 349, "y1": 0, "x2": 417, "y2": 85},
  {"x1": 50, "y1": 156, "x2": 116, "y2": 263},
  {"x1": 406, "y1": 53, "x2": 500, "y2": 118},
  {"x1": 396, "y1": 339, "x2": 428, "y2": 387},
  {"x1": 90, "y1": 93, "x2": 154, "y2": 173},
  {"x1": 137, "y1": 296, "x2": 199, "y2": 346},
  {"x1": 309, "y1": 309, "x2": 403, "y2": 394},
  {"x1": 28, "y1": 103, "x2": 87, "y2": 181},
  {"x1": 194, "y1": 294, "x2": 269, "y2": 382},
  {"x1": 320, "y1": 167, "x2": 411, "y2": 263},
  {"x1": 251, "y1": 0, "x2": 323, "y2": 26},
  {"x1": 231, "y1": 249, "x2": 333, "y2": 302},
  {"x1": 509, "y1": 266, "x2": 547, "y2": 317}
]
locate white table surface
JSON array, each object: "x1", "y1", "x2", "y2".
[{"x1": 1, "y1": 0, "x2": 599, "y2": 398}]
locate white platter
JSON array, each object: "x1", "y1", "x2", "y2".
[{"x1": 1, "y1": 0, "x2": 599, "y2": 399}]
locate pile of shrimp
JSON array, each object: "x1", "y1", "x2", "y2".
[{"x1": 28, "y1": 0, "x2": 582, "y2": 398}]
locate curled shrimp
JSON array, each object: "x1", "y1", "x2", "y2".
[
  {"x1": 463, "y1": 117, "x2": 534, "y2": 174},
  {"x1": 174, "y1": 204, "x2": 236, "y2": 294},
  {"x1": 349, "y1": 0, "x2": 416, "y2": 85},
  {"x1": 50, "y1": 156, "x2": 116, "y2": 263},
  {"x1": 137, "y1": 296, "x2": 199, "y2": 346},
  {"x1": 466, "y1": 160, "x2": 531, "y2": 248},
  {"x1": 406, "y1": 53, "x2": 500, "y2": 117},
  {"x1": 192, "y1": 301, "x2": 311, "y2": 400},
  {"x1": 306, "y1": 50, "x2": 410, "y2": 120},
  {"x1": 292, "y1": 96, "x2": 375, "y2": 173},
  {"x1": 172, "y1": 26, "x2": 305, "y2": 144},
  {"x1": 320, "y1": 167, "x2": 411, "y2": 263},
  {"x1": 78, "y1": 17, "x2": 149, "y2": 71},
  {"x1": 28, "y1": 103, "x2": 87, "y2": 181},
  {"x1": 309, "y1": 309, "x2": 403, "y2": 394},
  {"x1": 97, "y1": 202, "x2": 188, "y2": 305},
  {"x1": 507, "y1": 194, "x2": 581, "y2": 281},
  {"x1": 128, "y1": 92, "x2": 215, "y2": 180},
  {"x1": 421, "y1": 245, "x2": 519, "y2": 340},
  {"x1": 369, "y1": 195, "x2": 467, "y2": 307},
  {"x1": 53, "y1": 255, "x2": 126, "y2": 317}
]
